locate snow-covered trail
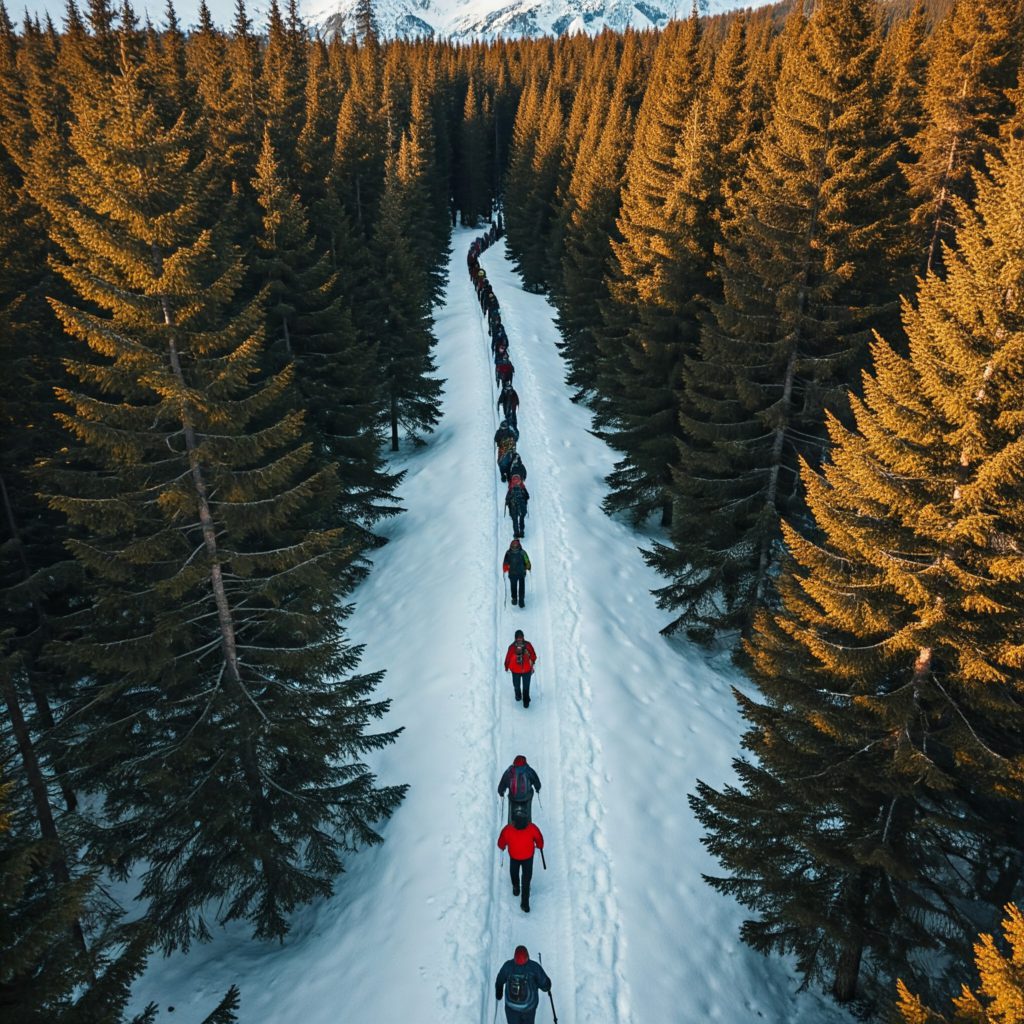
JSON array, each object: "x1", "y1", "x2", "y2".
[{"x1": 127, "y1": 228, "x2": 852, "y2": 1024}]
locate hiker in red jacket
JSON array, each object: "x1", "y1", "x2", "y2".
[
  {"x1": 504, "y1": 629, "x2": 537, "y2": 705},
  {"x1": 497, "y1": 817, "x2": 544, "y2": 913}
]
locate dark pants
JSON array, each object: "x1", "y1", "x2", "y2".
[
  {"x1": 505, "y1": 1007, "x2": 536, "y2": 1024},
  {"x1": 509, "y1": 855, "x2": 534, "y2": 899},
  {"x1": 508, "y1": 793, "x2": 533, "y2": 825},
  {"x1": 503, "y1": 406, "x2": 518, "y2": 430},
  {"x1": 511, "y1": 671, "x2": 532, "y2": 703},
  {"x1": 509, "y1": 574, "x2": 526, "y2": 607},
  {"x1": 509, "y1": 504, "x2": 526, "y2": 537}
]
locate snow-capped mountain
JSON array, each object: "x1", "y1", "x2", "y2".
[{"x1": 304, "y1": 0, "x2": 774, "y2": 40}]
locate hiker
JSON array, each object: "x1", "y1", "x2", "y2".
[
  {"x1": 506, "y1": 475, "x2": 529, "y2": 538},
  {"x1": 498, "y1": 754, "x2": 541, "y2": 825},
  {"x1": 497, "y1": 817, "x2": 544, "y2": 913},
  {"x1": 503, "y1": 629, "x2": 537, "y2": 705},
  {"x1": 505, "y1": 450, "x2": 527, "y2": 484},
  {"x1": 495, "y1": 946, "x2": 552, "y2": 1024},
  {"x1": 496, "y1": 356, "x2": 514, "y2": 388},
  {"x1": 502, "y1": 539, "x2": 531, "y2": 610},
  {"x1": 488, "y1": 307, "x2": 502, "y2": 338},
  {"x1": 498, "y1": 384, "x2": 519, "y2": 428},
  {"x1": 491, "y1": 322, "x2": 508, "y2": 351},
  {"x1": 498, "y1": 444, "x2": 517, "y2": 483},
  {"x1": 494, "y1": 419, "x2": 519, "y2": 451}
]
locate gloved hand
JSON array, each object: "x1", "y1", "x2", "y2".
[{"x1": 495, "y1": 984, "x2": 503, "y2": 1001}]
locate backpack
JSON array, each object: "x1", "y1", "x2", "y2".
[
  {"x1": 506, "y1": 969, "x2": 533, "y2": 1010},
  {"x1": 510, "y1": 764, "x2": 531, "y2": 801}
]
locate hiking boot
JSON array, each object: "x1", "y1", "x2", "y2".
[
  {"x1": 523, "y1": 697, "x2": 530, "y2": 709},
  {"x1": 512, "y1": 883, "x2": 520, "y2": 897},
  {"x1": 520, "y1": 895, "x2": 530, "y2": 913},
  {"x1": 514, "y1": 693, "x2": 522, "y2": 702},
  {"x1": 518, "y1": 599, "x2": 525, "y2": 608}
]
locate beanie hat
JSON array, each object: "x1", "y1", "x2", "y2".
[
  {"x1": 514, "y1": 946, "x2": 529, "y2": 965},
  {"x1": 513, "y1": 754, "x2": 527, "y2": 765},
  {"x1": 514, "y1": 630, "x2": 524, "y2": 639}
]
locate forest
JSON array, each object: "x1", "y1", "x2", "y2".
[{"x1": 1, "y1": 0, "x2": 1023, "y2": 1019}]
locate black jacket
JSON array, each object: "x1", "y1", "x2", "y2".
[
  {"x1": 495, "y1": 958, "x2": 551, "y2": 1011},
  {"x1": 503, "y1": 546, "x2": 530, "y2": 576},
  {"x1": 498, "y1": 764, "x2": 542, "y2": 799}
]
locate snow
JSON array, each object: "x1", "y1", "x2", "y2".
[
  {"x1": 127, "y1": 227, "x2": 852, "y2": 1024},
  {"x1": 304, "y1": 0, "x2": 777, "y2": 42}
]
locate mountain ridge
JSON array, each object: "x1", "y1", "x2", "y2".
[{"x1": 304, "y1": 0, "x2": 776, "y2": 41}]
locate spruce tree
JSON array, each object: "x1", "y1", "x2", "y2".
[
  {"x1": 903, "y1": 0, "x2": 1023, "y2": 274},
  {"x1": 42, "y1": 47, "x2": 404, "y2": 950},
  {"x1": 896, "y1": 905, "x2": 1024, "y2": 1024},
  {"x1": 252, "y1": 130, "x2": 402, "y2": 544},
  {"x1": 554, "y1": 82, "x2": 633, "y2": 400},
  {"x1": 594, "y1": 10, "x2": 705, "y2": 525},
  {"x1": 370, "y1": 144, "x2": 444, "y2": 451},
  {"x1": 693, "y1": 131, "x2": 1024, "y2": 1005},
  {"x1": 456, "y1": 78, "x2": 489, "y2": 227},
  {"x1": 654, "y1": 0, "x2": 905, "y2": 640}
]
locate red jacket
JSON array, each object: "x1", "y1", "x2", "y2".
[
  {"x1": 497, "y1": 822, "x2": 544, "y2": 861},
  {"x1": 504, "y1": 640, "x2": 537, "y2": 673}
]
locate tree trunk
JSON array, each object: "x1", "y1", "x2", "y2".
[
  {"x1": 1, "y1": 667, "x2": 88, "y2": 955},
  {"x1": 390, "y1": 393, "x2": 399, "y2": 451},
  {"x1": 831, "y1": 935, "x2": 864, "y2": 1003},
  {"x1": 152, "y1": 244, "x2": 271, "y2": 842},
  {"x1": 0, "y1": 470, "x2": 78, "y2": 812}
]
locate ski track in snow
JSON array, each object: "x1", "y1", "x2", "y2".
[
  {"x1": 127, "y1": 228, "x2": 854, "y2": 1024},
  {"x1": 474, "y1": 239, "x2": 633, "y2": 1024}
]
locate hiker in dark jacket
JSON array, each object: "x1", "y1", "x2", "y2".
[
  {"x1": 502, "y1": 539, "x2": 531, "y2": 609},
  {"x1": 495, "y1": 946, "x2": 552, "y2": 1023},
  {"x1": 498, "y1": 753, "x2": 541, "y2": 824},
  {"x1": 492, "y1": 322, "x2": 508, "y2": 352},
  {"x1": 505, "y1": 451, "x2": 526, "y2": 484},
  {"x1": 495, "y1": 357, "x2": 514, "y2": 388},
  {"x1": 503, "y1": 629, "x2": 538, "y2": 706},
  {"x1": 498, "y1": 384, "x2": 519, "y2": 428},
  {"x1": 505, "y1": 475, "x2": 529, "y2": 538},
  {"x1": 498, "y1": 443, "x2": 517, "y2": 483},
  {"x1": 494, "y1": 420, "x2": 519, "y2": 450}
]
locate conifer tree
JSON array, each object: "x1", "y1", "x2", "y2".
[
  {"x1": 252, "y1": 130, "x2": 402, "y2": 545},
  {"x1": 593, "y1": 10, "x2": 705, "y2": 525},
  {"x1": 554, "y1": 82, "x2": 633, "y2": 400},
  {"x1": 370, "y1": 144, "x2": 444, "y2": 450},
  {"x1": 42, "y1": 46, "x2": 404, "y2": 950},
  {"x1": 693, "y1": 132, "x2": 1024, "y2": 1004},
  {"x1": 654, "y1": 0, "x2": 905, "y2": 639},
  {"x1": 895, "y1": 905, "x2": 1024, "y2": 1024},
  {"x1": 504, "y1": 76, "x2": 562, "y2": 292},
  {"x1": 457, "y1": 78, "x2": 489, "y2": 227},
  {"x1": 903, "y1": 0, "x2": 1023, "y2": 274}
]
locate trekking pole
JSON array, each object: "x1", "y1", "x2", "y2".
[
  {"x1": 503, "y1": 575, "x2": 508, "y2": 609},
  {"x1": 538, "y1": 955, "x2": 558, "y2": 1023},
  {"x1": 540, "y1": 848, "x2": 547, "y2": 871},
  {"x1": 492, "y1": 991, "x2": 499, "y2": 1024}
]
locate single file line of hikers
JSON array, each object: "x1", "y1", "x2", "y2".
[{"x1": 468, "y1": 224, "x2": 559, "y2": 1024}]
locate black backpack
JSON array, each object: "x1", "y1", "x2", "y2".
[{"x1": 506, "y1": 969, "x2": 533, "y2": 1009}]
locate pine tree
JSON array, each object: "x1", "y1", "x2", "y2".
[
  {"x1": 456, "y1": 77, "x2": 489, "y2": 227},
  {"x1": 42, "y1": 47, "x2": 404, "y2": 951},
  {"x1": 554, "y1": 81, "x2": 633, "y2": 400},
  {"x1": 371, "y1": 145, "x2": 444, "y2": 450},
  {"x1": 594, "y1": 10, "x2": 706, "y2": 526},
  {"x1": 693, "y1": 131, "x2": 1024, "y2": 1005},
  {"x1": 504, "y1": 76, "x2": 562, "y2": 292},
  {"x1": 895, "y1": 905, "x2": 1024, "y2": 1023},
  {"x1": 903, "y1": 0, "x2": 1023, "y2": 274},
  {"x1": 252, "y1": 130, "x2": 402, "y2": 544},
  {"x1": 654, "y1": 0, "x2": 905, "y2": 640}
]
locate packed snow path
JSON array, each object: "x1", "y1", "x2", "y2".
[{"x1": 127, "y1": 229, "x2": 851, "y2": 1024}]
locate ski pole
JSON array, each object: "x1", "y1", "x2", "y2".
[
  {"x1": 503, "y1": 575, "x2": 508, "y2": 608},
  {"x1": 492, "y1": 992, "x2": 499, "y2": 1024},
  {"x1": 538, "y1": 954, "x2": 558, "y2": 1023},
  {"x1": 540, "y1": 848, "x2": 547, "y2": 871}
]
